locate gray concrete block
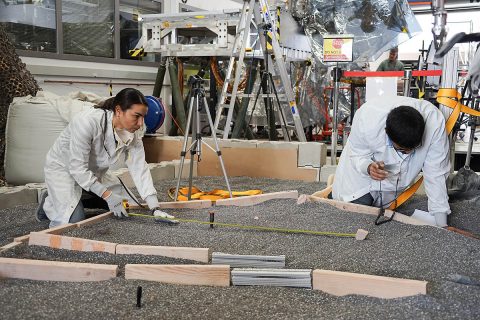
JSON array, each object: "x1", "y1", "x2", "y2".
[
  {"x1": 298, "y1": 142, "x2": 323, "y2": 168},
  {"x1": 171, "y1": 159, "x2": 197, "y2": 179},
  {"x1": 150, "y1": 162, "x2": 176, "y2": 181},
  {"x1": 319, "y1": 165, "x2": 337, "y2": 183}
]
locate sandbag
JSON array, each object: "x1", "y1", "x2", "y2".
[{"x1": 4, "y1": 91, "x2": 103, "y2": 185}]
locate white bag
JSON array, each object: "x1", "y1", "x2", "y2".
[{"x1": 4, "y1": 91, "x2": 103, "y2": 185}]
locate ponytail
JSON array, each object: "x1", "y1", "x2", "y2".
[{"x1": 94, "y1": 97, "x2": 116, "y2": 110}]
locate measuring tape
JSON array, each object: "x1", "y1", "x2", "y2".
[{"x1": 127, "y1": 212, "x2": 357, "y2": 238}]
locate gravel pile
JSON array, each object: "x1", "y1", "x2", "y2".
[
  {"x1": 0, "y1": 203, "x2": 49, "y2": 246},
  {"x1": 0, "y1": 177, "x2": 479, "y2": 319}
]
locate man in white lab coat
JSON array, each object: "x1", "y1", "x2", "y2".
[
  {"x1": 36, "y1": 88, "x2": 174, "y2": 227},
  {"x1": 332, "y1": 96, "x2": 451, "y2": 227}
]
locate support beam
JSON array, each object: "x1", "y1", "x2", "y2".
[
  {"x1": 116, "y1": 244, "x2": 210, "y2": 263},
  {"x1": 312, "y1": 269, "x2": 427, "y2": 299},
  {"x1": 125, "y1": 264, "x2": 231, "y2": 287},
  {"x1": 0, "y1": 257, "x2": 118, "y2": 282},
  {"x1": 216, "y1": 191, "x2": 298, "y2": 207},
  {"x1": 28, "y1": 232, "x2": 117, "y2": 254}
]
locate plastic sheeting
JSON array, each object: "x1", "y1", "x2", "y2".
[{"x1": 292, "y1": 0, "x2": 421, "y2": 62}]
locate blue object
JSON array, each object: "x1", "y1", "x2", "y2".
[{"x1": 144, "y1": 96, "x2": 166, "y2": 133}]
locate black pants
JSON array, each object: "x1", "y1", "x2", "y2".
[
  {"x1": 69, "y1": 190, "x2": 109, "y2": 223},
  {"x1": 328, "y1": 192, "x2": 374, "y2": 206}
]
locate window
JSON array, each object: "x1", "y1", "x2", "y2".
[
  {"x1": 0, "y1": 0, "x2": 57, "y2": 52},
  {"x1": 62, "y1": 0, "x2": 114, "y2": 57},
  {"x1": 119, "y1": 0, "x2": 162, "y2": 59}
]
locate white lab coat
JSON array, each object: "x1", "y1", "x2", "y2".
[
  {"x1": 43, "y1": 108, "x2": 158, "y2": 226},
  {"x1": 332, "y1": 96, "x2": 451, "y2": 218}
]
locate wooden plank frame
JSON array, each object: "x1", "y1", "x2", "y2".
[
  {"x1": 116, "y1": 244, "x2": 210, "y2": 263},
  {"x1": 307, "y1": 194, "x2": 428, "y2": 226},
  {"x1": 125, "y1": 264, "x2": 231, "y2": 287},
  {"x1": 0, "y1": 242, "x2": 23, "y2": 253},
  {"x1": 0, "y1": 257, "x2": 118, "y2": 282},
  {"x1": 312, "y1": 269, "x2": 427, "y2": 299},
  {"x1": 216, "y1": 191, "x2": 299, "y2": 207},
  {"x1": 28, "y1": 232, "x2": 117, "y2": 254}
]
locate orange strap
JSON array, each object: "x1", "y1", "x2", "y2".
[{"x1": 389, "y1": 88, "x2": 480, "y2": 210}]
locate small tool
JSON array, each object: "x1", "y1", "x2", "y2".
[
  {"x1": 136, "y1": 286, "x2": 142, "y2": 308},
  {"x1": 209, "y1": 212, "x2": 215, "y2": 229}
]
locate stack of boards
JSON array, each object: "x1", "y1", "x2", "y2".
[
  {"x1": 231, "y1": 268, "x2": 312, "y2": 288},
  {"x1": 211, "y1": 252, "x2": 286, "y2": 268}
]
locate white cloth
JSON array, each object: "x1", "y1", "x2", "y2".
[
  {"x1": 43, "y1": 108, "x2": 159, "y2": 226},
  {"x1": 332, "y1": 96, "x2": 451, "y2": 218}
]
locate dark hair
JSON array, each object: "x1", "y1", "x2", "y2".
[
  {"x1": 385, "y1": 106, "x2": 425, "y2": 149},
  {"x1": 95, "y1": 88, "x2": 147, "y2": 111}
]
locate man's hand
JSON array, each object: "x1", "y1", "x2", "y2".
[
  {"x1": 104, "y1": 191, "x2": 128, "y2": 218},
  {"x1": 368, "y1": 161, "x2": 388, "y2": 181}
]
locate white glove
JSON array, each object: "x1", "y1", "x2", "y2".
[
  {"x1": 153, "y1": 209, "x2": 175, "y2": 219},
  {"x1": 411, "y1": 209, "x2": 447, "y2": 227},
  {"x1": 104, "y1": 192, "x2": 128, "y2": 218}
]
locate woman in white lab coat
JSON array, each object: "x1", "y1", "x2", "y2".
[{"x1": 36, "y1": 88, "x2": 174, "y2": 227}]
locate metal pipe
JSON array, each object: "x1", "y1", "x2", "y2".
[
  {"x1": 152, "y1": 56, "x2": 167, "y2": 97},
  {"x1": 331, "y1": 65, "x2": 341, "y2": 165},
  {"x1": 403, "y1": 69, "x2": 412, "y2": 97},
  {"x1": 168, "y1": 59, "x2": 187, "y2": 134}
]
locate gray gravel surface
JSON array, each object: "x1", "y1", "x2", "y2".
[
  {"x1": 398, "y1": 195, "x2": 480, "y2": 236},
  {"x1": 0, "y1": 203, "x2": 49, "y2": 246},
  {"x1": 1, "y1": 177, "x2": 479, "y2": 319}
]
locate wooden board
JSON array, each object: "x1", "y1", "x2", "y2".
[
  {"x1": 13, "y1": 223, "x2": 78, "y2": 243},
  {"x1": 13, "y1": 234, "x2": 30, "y2": 243},
  {"x1": 309, "y1": 196, "x2": 382, "y2": 216},
  {"x1": 36, "y1": 223, "x2": 78, "y2": 235},
  {"x1": 216, "y1": 191, "x2": 299, "y2": 207},
  {"x1": 143, "y1": 138, "x2": 318, "y2": 182},
  {"x1": 28, "y1": 232, "x2": 117, "y2": 254},
  {"x1": 75, "y1": 212, "x2": 113, "y2": 227},
  {"x1": 0, "y1": 257, "x2": 118, "y2": 282},
  {"x1": 199, "y1": 148, "x2": 318, "y2": 181},
  {"x1": 127, "y1": 200, "x2": 213, "y2": 210},
  {"x1": 0, "y1": 242, "x2": 22, "y2": 253},
  {"x1": 116, "y1": 244, "x2": 210, "y2": 263},
  {"x1": 312, "y1": 269, "x2": 427, "y2": 299},
  {"x1": 125, "y1": 264, "x2": 230, "y2": 287}
]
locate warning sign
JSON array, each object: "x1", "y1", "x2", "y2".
[{"x1": 323, "y1": 35, "x2": 354, "y2": 62}]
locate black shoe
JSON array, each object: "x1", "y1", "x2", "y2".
[{"x1": 35, "y1": 189, "x2": 49, "y2": 222}]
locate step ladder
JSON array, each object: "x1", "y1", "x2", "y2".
[{"x1": 212, "y1": 0, "x2": 306, "y2": 141}]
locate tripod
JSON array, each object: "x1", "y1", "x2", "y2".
[
  {"x1": 174, "y1": 75, "x2": 232, "y2": 201},
  {"x1": 246, "y1": 23, "x2": 291, "y2": 141}
]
